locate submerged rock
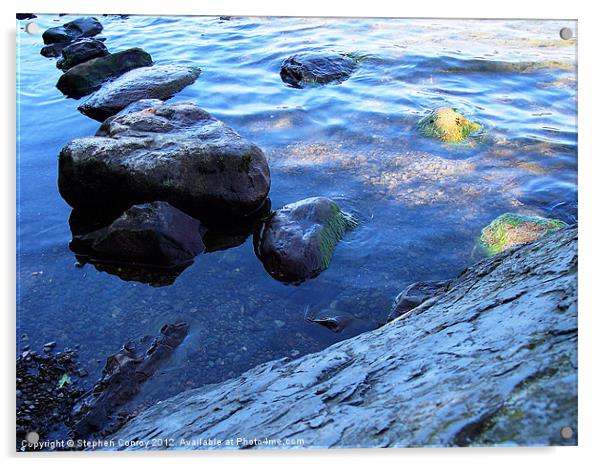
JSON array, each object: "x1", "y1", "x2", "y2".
[
  {"x1": 78, "y1": 64, "x2": 201, "y2": 121},
  {"x1": 70, "y1": 201, "x2": 205, "y2": 268},
  {"x1": 59, "y1": 101, "x2": 271, "y2": 219},
  {"x1": 108, "y1": 226, "x2": 577, "y2": 449},
  {"x1": 56, "y1": 47, "x2": 153, "y2": 98},
  {"x1": 418, "y1": 107, "x2": 481, "y2": 143},
  {"x1": 42, "y1": 17, "x2": 103, "y2": 45},
  {"x1": 386, "y1": 280, "x2": 451, "y2": 323},
  {"x1": 17, "y1": 13, "x2": 37, "y2": 20},
  {"x1": 71, "y1": 322, "x2": 189, "y2": 439},
  {"x1": 255, "y1": 197, "x2": 357, "y2": 283},
  {"x1": 56, "y1": 38, "x2": 109, "y2": 71},
  {"x1": 280, "y1": 52, "x2": 358, "y2": 88},
  {"x1": 305, "y1": 307, "x2": 356, "y2": 333},
  {"x1": 480, "y1": 212, "x2": 566, "y2": 255}
]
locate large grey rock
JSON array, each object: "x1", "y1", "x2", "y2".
[
  {"x1": 254, "y1": 197, "x2": 357, "y2": 283},
  {"x1": 57, "y1": 38, "x2": 109, "y2": 71},
  {"x1": 70, "y1": 201, "x2": 205, "y2": 268},
  {"x1": 77, "y1": 64, "x2": 202, "y2": 121},
  {"x1": 56, "y1": 48, "x2": 153, "y2": 98},
  {"x1": 280, "y1": 52, "x2": 358, "y2": 88},
  {"x1": 42, "y1": 17, "x2": 103, "y2": 45},
  {"x1": 107, "y1": 225, "x2": 577, "y2": 449},
  {"x1": 59, "y1": 102, "x2": 271, "y2": 219}
]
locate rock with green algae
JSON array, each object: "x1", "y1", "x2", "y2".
[
  {"x1": 418, "y1": 107, "x2": 481, "y2": 143},
  {"x1": 480, "y1": 212, "x2": 567, "y2": 255},
  {"x1": 254, "y1": 197, "x2": 358, "y2": 283}
]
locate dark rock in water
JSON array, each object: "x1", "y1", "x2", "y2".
[
  {"x1": 107, "y1": 226, "x2": 578, "y2": 450},
  {"x1": 77, "y1": 64, "x2": 202, "y2": 121},
  {"x1": 386, "y1": 280, "x2": 451, "y2": 323},
  {"x1": 56, "y1": 47, "x2": 153, "y2": 98},
  {"x1": 70, "y1": 201, "x2": 205, "y2": 268},
  {"x1": 280, "y1": 52, "x2": 358, "y2": 88},
  {"x1": 71, "y1": 322, "x2": 189, "y2": 439},
  {"x1": 305, "y1": 308, "x2": 355, "y2": 333},
  {"x1": 41, "y1": 43, "x2": 68, "y2": 58},
  {"x1": 59, "y1": 102, "x2": 271, "y2": 219},
  {"x1": 56, "y1": 38, "x2": 109, "y2": 71},
  {"x1": 17, "y1": 13, "x2": 37, "y2": 20},
  {"x1": 42, "y1": 17, "x2": 103, "y2": 45},
  {"x1": 255, "y1": 197, "x2": 357, "y2": 283}
]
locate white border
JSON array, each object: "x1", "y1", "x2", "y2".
[{"x1": 3, "y1": 1, "x2": 600, "y2": 465}]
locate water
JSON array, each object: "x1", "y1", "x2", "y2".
[{"x1": 17, "y1": 15, "x2": 577, "y2": 410}]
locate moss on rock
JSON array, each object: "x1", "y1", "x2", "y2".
[
  {"x1": 418, "y1": 107, "x2": 481, "y2": 143},
  {"x1": 319, "y1": 204, "x2": 358, "y2": 269},
  {"x1": 480, "y1": 213, "x2": 566, "y2": 255}
]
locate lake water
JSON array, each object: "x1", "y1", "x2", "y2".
[{"x1": 16, "y1": 15, "x2": 577, "y2": 413}]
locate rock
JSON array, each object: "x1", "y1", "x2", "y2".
[
  {"x1": 280, "y1": 52, "x2": 358, "y2": 88},
  {"x1": 418, "y1": 107, "x2": 481, "y2": 143},
  {"x1": 42, "y1": 17, "x2": 103, "y2": 45},
  {"x1": 77, "y1": 64, "x2": 201, "y2": 121},
  {"x1": 254, "y1": 197, "x2": 357, "y2": 283},
  {"x1": 107, "y1": 225, "x2": 577, "y2": 449},
  {"x1": 480, "y1": 212, "x2": 566, "y2": 255},
  {"x1": 114, "y1": 98, "x2": 164, "y2": 117},
  {"x1": 305, "y1": 308, "x2": 356, "y2": 333},
  {"x1": 386, "y1": 280, "x2": 451, "y2": 323},
  {"x1": 56, "y1": 38, "x2": 109, "y2": 71},
  {"x1": 41, "y1": 43, "x2": 68, "y2": 58},
  {"x1": 70, "y1": 201, "x2": 205, "y2": 269},
  {"x1": 56, "y1": 48, "x2": 153, "y2": 98},
  {"x1": 71, "y1": 322, "x2": 189, "y2": 439},
  {"x1": 17, "y1": 13, "x2": 37, "y2": 20},
  {"x1": 59, "y1": 102, "x2": 271, "y2": 219}
]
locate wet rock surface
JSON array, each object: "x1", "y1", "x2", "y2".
[
  {"x1": 42, "y1": 17, "x2": 103, "y2": 45},
  {"x1": 71, "y1": 322, "x2": 189, "y2": 439},
  {"x1": 56, "y1": 47, "x2": 153, "y2": 98},
  {"x1": 56, "y1": 38, "x2": 109, "y2": 71},
  {"x1": 255, "y1": 197, "x2": 357, "y2": 283},
  {"x1": 78, "y1": 64, "x2": 201, "y2": 121},
  {"x1": 59, "y1": 101, "x2": 271, "y2": 219},
  {"x1": 70, "y1": 201, "x2": 205, "y2": 268},
  {"x1": 386, "y1": 279, "x2": 451, "y2": 323},
  {"x1": 108, "y1": 226, "x2": 577, "y2": 449},
  {"x1": 280, "y1": 52, "x2": 358, "y2": 88}
]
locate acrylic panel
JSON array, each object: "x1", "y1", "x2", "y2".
[{"x1": 16, "y1": 14, "x2": 577, "y2": 451}]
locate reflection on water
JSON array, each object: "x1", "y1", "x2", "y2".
[{"x1": 17, "y1": 15, "x2": 577, "y2": 409}]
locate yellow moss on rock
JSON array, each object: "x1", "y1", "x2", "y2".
[{"x1": 418, "y1": 107, "x2": 481, "y2": 143}]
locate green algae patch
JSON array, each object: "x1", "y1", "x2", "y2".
[
  {"x1": 480, "y1": 213, "x2": 566, "y2": 255},
  {"x1": 319, "y1": 204, "x2": 359, "y2": 269},
  {"x1": 418, "y1": 107, "x2": 481, "y2": 143}
]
